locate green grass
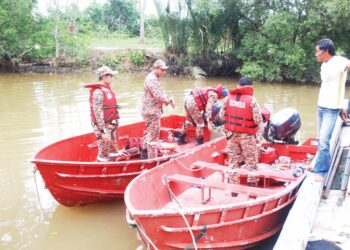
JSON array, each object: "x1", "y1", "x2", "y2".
[{"x1": 89, "y1": 32, "x2": 165, "y2": 50}]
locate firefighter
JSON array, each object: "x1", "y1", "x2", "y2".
[
  {"x1": 223, "y1": 77, "x2": 264, "y2": 186},
  {"x1": 85, "y1": 66, "x2": 119, "y2": 162},
  {"x1": 141, "y1": 59, "x2": 175, "y2": 159},
  {"x1": 177, "y1": 84, "x2": 228, "y2": 145}
]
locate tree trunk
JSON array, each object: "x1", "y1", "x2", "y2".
[
  {"x1": 54, "y1": 0, "x2": 60, "y2": 68},
  {"x1": 139, "y1": 0, "x2": 146, "y2": 44}
]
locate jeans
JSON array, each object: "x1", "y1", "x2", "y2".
[{"x1": 313, "y1": 106, "x2": 340, "y2": 176}]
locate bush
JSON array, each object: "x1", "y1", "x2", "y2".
[
  {"x1": 128, "y1": 50, "x2": 145, "y2": 66},
  {"x1": 113, "y1": 53, "x2": 123, "y2": 64}
]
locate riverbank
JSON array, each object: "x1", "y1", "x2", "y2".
[
  {"x1": 0, "y1": 45, "x2": 239, "y2": 79},
  {"x1": 0, "y1": 47, "x2": 165, "y2": 74},
  {"x1": 3, "y1": 47, "x2": 344, "y2": 85}
]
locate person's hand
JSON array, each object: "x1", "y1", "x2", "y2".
[
  {"x1": 256, "y1": 133, "x2": 263, "y2": 148},
  {"x1": 102, "y1": 133, "x2": 109, "y2": 142},
  {"x1": 113, "y1": 119, "x2": 119, "y2": 127},
  {"x1": 101, "y1": 130, "x2": 110, "y2": 143},
  {"x1": 169, "y1": 97, "x2": 175, "y2": 108},
  {"x1": 340, "y1": 108, "x2": 348, "y2": 121},
  {"x1": 207, "y1": 121, "x2": 214, "y2": 131}
]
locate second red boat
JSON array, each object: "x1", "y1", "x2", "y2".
[{"x1": 32, "y1": 115, "x2": 212, "y2": 206}]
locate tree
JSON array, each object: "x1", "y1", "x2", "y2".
[
  {"x1": 0, "y1": 0, "x2": 38, "y2": 67},
  {"x1": 84, "y1": 1, "x2": 105, "y2": 27},
  {"x1": 104, "y1": 0, "x2": 139, "y2": 35},
  {"x1": 139, "y1": 0, "x2": 146, "y2": 44},
  {"x1": 154, "y1": 0, "x2": 191, "y2": 55},
  {"x1": 54, "y1": 0, "x2": 60, "y2": 65},
  {"x1": 235, "y1": 0, "x2": 350, "y2": 82}
]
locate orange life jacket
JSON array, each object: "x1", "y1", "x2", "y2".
[
  {"x1": 84, "y1": 83, "x2": 119, "y2": 125},
  {"x1": 192, "y1": 84, "x2": 223, "y2": 111},
  {"x1": 224, "y1": 86, "x2": 258, "y2": 134}
]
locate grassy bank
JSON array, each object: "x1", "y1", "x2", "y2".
[
  {"x1": 90, "y1": 33, "x2": 165, "y2": 50},
  {"x1": 87, "y1": 32, "x2": 166, "y2": 73}
]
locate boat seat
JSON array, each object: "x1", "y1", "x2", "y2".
[
  {"x1": 191, "y1": 161, "x2": 296, "y2": 184},
  {"x1": 160, "y1": 127, "x2": 175, "y2": 139},
  {"x1": 160, "y1": 127, "x2": 175, "y2": 134},
  {"x1": 159, "y1": 127, "x2": 175, "y2": 137},
  {"x1": 167, "y1": 173, "x2": 275, "y2": 204}
]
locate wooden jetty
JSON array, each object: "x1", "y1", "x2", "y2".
[{"x1": 274, "y1": 113, "x2": 350, "y2": 250}]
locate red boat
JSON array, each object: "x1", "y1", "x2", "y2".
[
  {"x1": 125, "y1": 136, "x2": 317, "y2": 249},
  {"x1": 32, "y1": 115, "x2": 212, "y2": 207}
]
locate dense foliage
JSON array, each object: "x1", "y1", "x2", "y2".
[
  {"x1": 155, "y1": 0, "x2": 350, "y2": 81},
  {"x1": 85, "y1": 0, "x2": 139, "y2": 35},
  {"x1": 0, "y1": 0, "x2": 42, "y2": 66},
  {"x1": 0, "y1": 0, "x2": 349, "y2": 82}
]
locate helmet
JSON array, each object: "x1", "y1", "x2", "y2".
[
  {"x1": 239, "y1": 77, "x2": 253, "y2": 86},
  {"x1": 202, "y1": 102, "x2": 225, "y2": 126},
  {"x1": 221, "y1": 87, "x2": 228, "y2": 97},
  {"x1": 216, "y1": 83, "x2": 228, "y2": 98}
]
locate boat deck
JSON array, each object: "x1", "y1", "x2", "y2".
[
  {"x1": 163, "y1": 172, "x2": 254, "y2": 209},
  {"x1": 169, "y1": 142, "x2": 198, "y2": 154},
  {"x1": 162, "y1": 161, "x2": 293, "y2": 209}
]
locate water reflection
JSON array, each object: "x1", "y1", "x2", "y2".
[
  {"x1": 0, "y1": 71, "x2": 349, "y2": 249},
  {"x1": 40, "y1": 202, "x2": 139, "y2": 250}
]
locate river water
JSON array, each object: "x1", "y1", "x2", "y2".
[{"x1": 0, "y1": 71, "x2": 348, "y2": 250}]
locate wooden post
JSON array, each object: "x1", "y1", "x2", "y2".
[
  {"x1": 323, "y1": 117, "x2": 343, "y2": 192},
  {"x1": 323, "y1": 146, "x2": 343, "y2": 198}
]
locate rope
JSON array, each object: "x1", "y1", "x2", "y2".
[
  {"x1": 135, "y1": 221, "x2": 159, "y2": 250},
  {"x1": 175, "y1": 206, "x2": 198, "y2": 250},
  {"x1": 165, "y1": 181, "x2": 198, "y2": 250},
  {"x1": 164, "y1": 176, "x2": 182, "y2": 209},
  {"x1": 174, "y1": 157, "x2": 205, "y2": 172},
  {"x1": 33, "y1": 167, "x2": 45, "y2": 216},
  {"x1": 184, "y1": 225, "x2": 207, "y2": 250}
]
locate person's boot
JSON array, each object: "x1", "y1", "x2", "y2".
[
  {"x1": 177, "y1": 133, "x2": 187, "y2": 145},
  {"x1": 227, "y1": 169, "x2": 240, "y2": 184},
  {"x1": 140, "y1": 149, "x2": 148, "y2": 160},
  {"x1": 247, "y1": 172, "x2": 259, "y2": 186},
  {"x1": 195, "y1": 137, "x2": 204, "y2": 145}
]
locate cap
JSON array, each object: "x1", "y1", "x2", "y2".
[
  {"x1": 96, "y1": 66, "x2": 116, "y2": 78},
  {"x1": 239, "y1": 77, "x2": 253, "y2": 86},
  {"x1": 153, "y1": 59, "x2": 169, "y2": 70},
  {"x1": 221, "y1": 87, "x2": 228, "y2": 97}
]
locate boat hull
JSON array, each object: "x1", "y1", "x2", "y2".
[
  {"x1": 136, "y1": 201, "x2": 293, "y2": 249},
  {"x1": 125, "y1": 136, "x2": 317, "y2": 249},
  {"x1": 32, "y1": 115, "x2": 211, "y2": 206}
]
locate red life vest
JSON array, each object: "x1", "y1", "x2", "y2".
[
  {"x1": 224, "y1": 86, "x2": 258, "y2": 134},
  {"x1": 84, "y1": 83, "x2": 119, "y2": 125},
  {"x1": 192, "y1": 84, "x2": 223, "y2": 111}
]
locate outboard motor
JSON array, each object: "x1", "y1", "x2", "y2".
[
  {"x1": 202, "y1": 102, "x2": 225, "y2": 126},
  {"x1": 263, "y1": 108, "x2": 301, "y2": 144}
]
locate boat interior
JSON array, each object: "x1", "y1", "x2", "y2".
[
  {"x1": 127, "y1": 137, "x2": 317, "y2": 211},
  {"x1": 163, "y1": 160, "x2": 300, "y2": 209},
  {"x1": 33, "y1": 115, "x2": 211, "y2": 162}
]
